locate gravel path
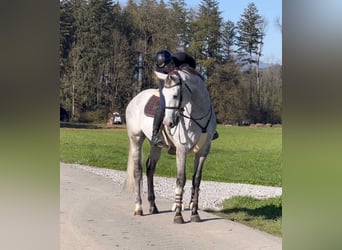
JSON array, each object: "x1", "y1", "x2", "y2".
[{"x1": 69, "y1": 163, "x2": 282, "y2": 210}]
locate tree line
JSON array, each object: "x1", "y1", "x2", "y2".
[{"x1": 60, "y1": 0, "x2": 282, "y2": 124}]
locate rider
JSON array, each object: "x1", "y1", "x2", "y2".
[{"x1": 151, "y1": 49, "x2": 218, "y2": 147}]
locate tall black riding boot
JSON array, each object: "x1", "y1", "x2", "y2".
[
  {"x1": 151, "y1": 106, "x2": 164, "y2": 147},
  {"x1": 212, "y1": 131, "x2": 219, "y2": 140}
]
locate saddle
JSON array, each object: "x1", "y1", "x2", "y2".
[{"x1": 144, "y1": 94, "x2": 176, "y2": 155}]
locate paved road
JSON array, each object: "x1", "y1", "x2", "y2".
[{"x1": 60, "y1": 163, "x2": 282, "y2": 250}]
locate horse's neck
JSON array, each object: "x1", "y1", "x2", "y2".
[
  {"x1": 187, "y1": 83, "x2": 211, "y2": 118},
  {"x1": 179, "y1": 69, "x2": 211, "y2": 118}
]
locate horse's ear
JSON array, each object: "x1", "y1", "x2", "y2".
[{"x1": 154, "y1": 71, "x2": 168, "y2": 81}]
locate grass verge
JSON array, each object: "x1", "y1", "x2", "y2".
[{"x1": 206, "y1": 196, "x2": 282, "y2": 236}]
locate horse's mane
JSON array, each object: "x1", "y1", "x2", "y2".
[{"x1": 179, "y1": 65, "x2": 205, "y2": 82}]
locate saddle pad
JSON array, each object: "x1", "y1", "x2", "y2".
[{"x1": 144, "y1": 94, "x2": 160, "y2": 117}]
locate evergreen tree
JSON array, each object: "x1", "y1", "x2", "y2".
[
  {"x1": 188, "y1": 0, "x2": 222, "y2": 78},
  {"x1": 220, "y1": 20, "x2": 236, "y2": 62},
  {"x1": 186, "y1": 8, "x2": 201, "y2": 62},
  {"x1": 168, "y1": 0, "x2": 189, "y2": 51},
  {"x1": 60, "y1": 0, "x2": 75, "y2": 75},
  {"x1": 64, "y1": 0, "x2": 89, "y2": 120},
  {"x1": 236, "y1": 2, "x2": 266, "y2": 122},
  {"x1": 208, "y1": 61, "x2": 244, "y2": 124},
  {"x1": 60, "y1": 0, "x2": 75, "y2": 114},
  {"x1": 109, "y1": 3, "x2": 135, "y2": 112},
  {"x1": 236, "y1": 2, "x2": 264, "y2": 67},
  {"x1": 86, "y1": 0, "x2": 113, "y2": 110}
]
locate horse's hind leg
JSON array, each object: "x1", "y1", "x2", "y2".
[
  {"x1": 190, "y1": 154, "x2": 207, "y2": 222},
  {"x1": 128, "y1": 134, "x2": 145, "y2": 216},
  {"x1": 146, "y1": 146, "x2": 161, "y2": 214}
]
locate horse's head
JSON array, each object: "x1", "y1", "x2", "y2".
[{"x1": 154, "y1": 70, "x2": 192, "y2": 128}]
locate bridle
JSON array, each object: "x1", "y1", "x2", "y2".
[
  {"x1": 164, "y1": 70, "x2": 191, "y2": 111},
  {"x1": 163, "y1": 70, "x2": 213, "y2": 133}
]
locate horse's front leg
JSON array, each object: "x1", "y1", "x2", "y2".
[
  {"x1": 172, "y1": 149, "x2": 187, "y2": 224},
  {"x1": 190, "y1": 154, "x2": 207, "y2": 222},
  {"x1": 146, "y1": 147, "x2": 161, "y2": 214}
]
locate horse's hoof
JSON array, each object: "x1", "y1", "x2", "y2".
[
  {"x1": 134, "y1": 209, "x2": 143, "y2": 216},
  {"x1": 149, "y1": 205, "x2": 159, "y2": 214},
  {"x1": 191, "y1": 214, "x2": 201, "y2": 222},
  {"x1": 189, "y1": 202, "x2": 193, "y2": 210},
  {"x1": 174, "y1": 215, "x2": 185, "y2": 224}
]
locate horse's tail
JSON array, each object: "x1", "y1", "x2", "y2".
[
  {"x1": 124, "y1": 143, "x2": 135, "y2": 194},
  {"x1": 124, "y1": 137, "x2": 143, "y2": 194}
]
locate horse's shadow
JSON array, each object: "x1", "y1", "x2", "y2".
[
  {"x1": 141, "y1": 209, "x2": 172, "y2": 216},
  {"x1": 143, "y1": 208, "x2": 224, "y2": 223},
  {"x1": 199, "y1": 217, "x2": 224, "y2": 222}
]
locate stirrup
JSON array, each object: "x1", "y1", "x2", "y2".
[{"x1": 151, "y1": 135, "x2": 163, "y2": 147}]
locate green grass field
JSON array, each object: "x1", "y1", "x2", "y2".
[
  {"x1": 60, "y1": 125, "x2": 282, "y2": 186},
  {"x1": 207, "y1": 196, "x2": 282, "y2": 236},
  {"x1": 60, "y1": 125, "x2": 282, "y2": 236}
]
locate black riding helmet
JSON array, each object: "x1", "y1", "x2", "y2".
[{"x1": 154, "y1": 50, "x2": 173, "y2": 70}]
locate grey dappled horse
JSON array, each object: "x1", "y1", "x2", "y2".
[{"x1": 125, "y1": 66, "x2": 216, "y2": 223}]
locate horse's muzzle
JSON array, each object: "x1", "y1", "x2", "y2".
[{"x1": 163, "y1": 114, "x2": 179, "y2": 128}]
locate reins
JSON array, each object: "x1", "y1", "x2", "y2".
[{"x1": 180, "y1": 106, "x2": 213, "y2": 133}]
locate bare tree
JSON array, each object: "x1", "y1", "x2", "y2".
[
  {"x1": 275, "y1": 16, "x2": 282, "y2": 33},
  {"x1": 255, "y1": 17, "x2": 268, "y2": 107}
]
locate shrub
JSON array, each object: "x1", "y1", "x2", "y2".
[{"x1": 78, "y1": 109, "x2": 108, "y2": 123}]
